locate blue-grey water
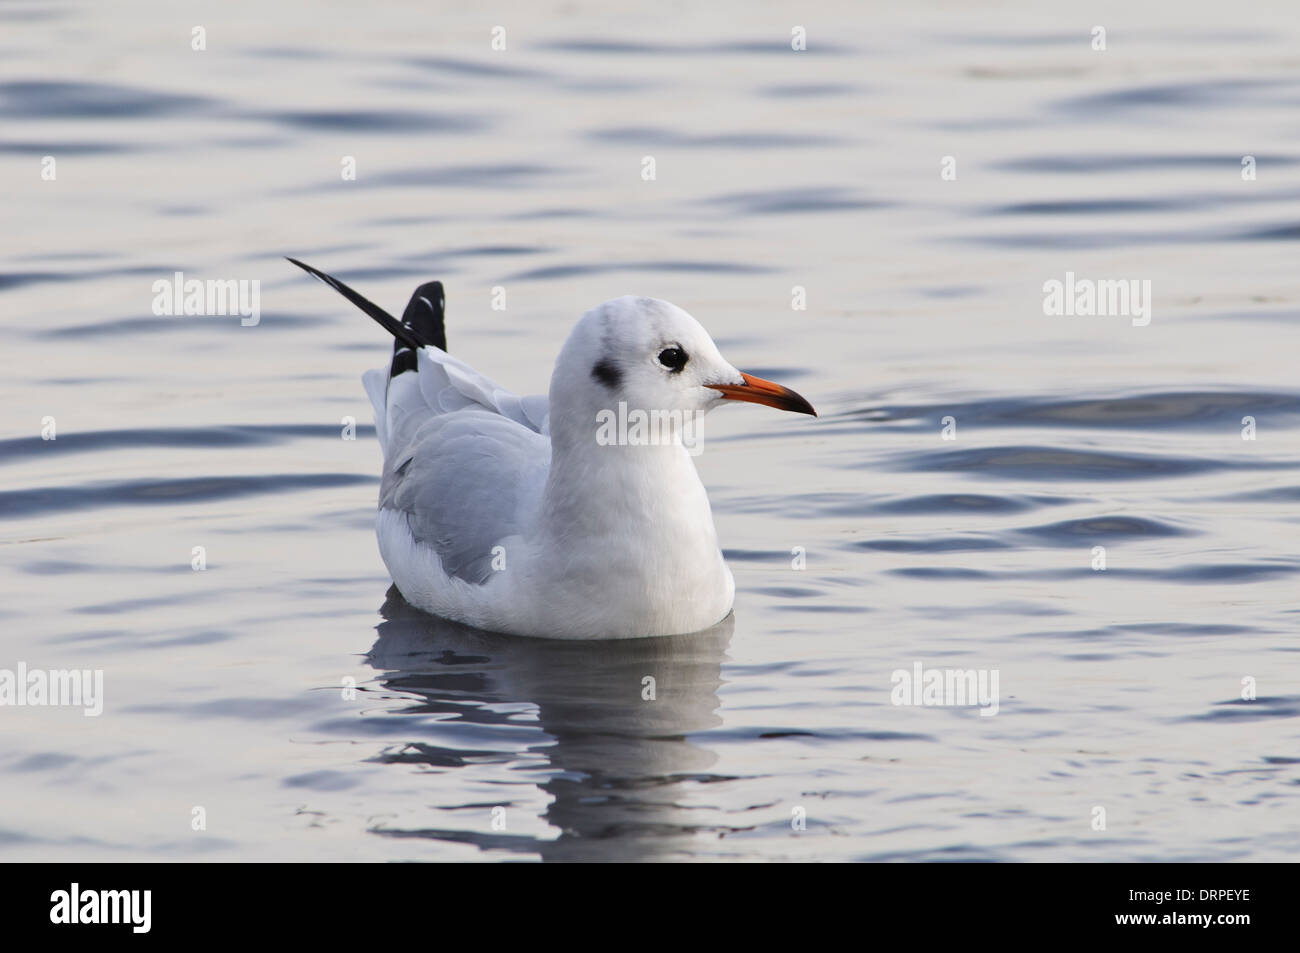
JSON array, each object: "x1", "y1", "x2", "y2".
[{"x1": 2, "y1": 0, "x2": 1299, "y2": 861}]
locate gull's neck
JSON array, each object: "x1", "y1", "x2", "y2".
[
  {"x1": 529, "y1": 417, "x2": 732, "y2": 635},
  {"x1": 541, "y1": 410, "x2": 716, "y2": 546}
]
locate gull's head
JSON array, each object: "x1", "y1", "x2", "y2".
[{"x1": 550, "y1": 296, "x2": 816, "y2": 431}]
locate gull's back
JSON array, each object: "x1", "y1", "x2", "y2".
[{"x1": 365, "y1": 345, "x2": 551, "y2": 588}]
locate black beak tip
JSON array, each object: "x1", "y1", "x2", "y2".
[{"x1": 789, "y1": 390, "x2": 818, "y2": 417}]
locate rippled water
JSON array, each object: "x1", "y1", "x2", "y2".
[{"x1": 3, "y1": 1, "x2": 1299, "y2": 861}]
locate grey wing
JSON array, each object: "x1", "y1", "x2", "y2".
[
  {"x1": 364, "y1": 347, "x2": 549, "y2": 457},
  {"x1": 378, "y1": 409, "x2": 550, "y2": 584}
]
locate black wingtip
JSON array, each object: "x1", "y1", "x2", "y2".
[
  {"x1": 286, "y1": 256, "x2": 425, "y2": 352},
  {"x1": 390, "y1": 346, "x2": 419, "y2": 377},
  {"x1": 400, "y1": 280, "x2": 447, "y2": 352}
]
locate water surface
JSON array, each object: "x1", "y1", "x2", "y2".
[{"x1": 2, "y1": 0, "x2": 1298, "y2": 861}]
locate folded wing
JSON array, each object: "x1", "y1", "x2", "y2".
[{"x1": 288, "y1": 258, "x2": 551, "y2": 585}]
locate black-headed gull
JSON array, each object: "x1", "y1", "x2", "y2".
[{"x1": 289, "y1": 259, "x2": 815, "y2": 639}]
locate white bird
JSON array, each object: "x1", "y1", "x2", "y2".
[{"x1": 290, "y1": 259, "x2": 815, "y2": 639}]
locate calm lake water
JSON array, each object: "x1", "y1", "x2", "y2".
[{"x1": 2, "y1": 0, "x2": 1298, "y2": 861}]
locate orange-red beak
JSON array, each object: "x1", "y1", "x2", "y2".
[{"x1": 708, "y1": 372, "x2": 816, "y2": 417}]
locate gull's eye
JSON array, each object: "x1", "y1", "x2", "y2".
[{"x1": 658, "y1": 346, "x2": 688, "y2": 372}]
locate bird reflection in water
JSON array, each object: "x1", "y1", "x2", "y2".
[{"x1": 363, "y1": 587, "x2": 736, "y2": 861}]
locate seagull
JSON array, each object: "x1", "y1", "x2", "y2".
[{"x1": 288, "y1": 258, "x2": 815, "y2": 639}]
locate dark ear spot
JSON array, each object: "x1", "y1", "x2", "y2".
[{"x1": 592, "y1": 358, "x2": 622, "y2": 390}]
